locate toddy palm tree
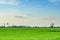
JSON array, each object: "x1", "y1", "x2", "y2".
[
  {"x1": 4, "y1": 23, "x2": 5, "y2": 26},
  {"x1": 50, "y1": 23, "x2": 54, "y2": 28},
  {"x1": 7, "y1": 23, "x2": 9, "y2": 25}
]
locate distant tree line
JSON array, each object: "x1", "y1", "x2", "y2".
[{"x1": 0, "y1": 23, "x2": 60, "y2": 28}]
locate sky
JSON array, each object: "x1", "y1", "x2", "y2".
[{"x1": 0, "y1": 0, "x2": 60, "y2": 26}]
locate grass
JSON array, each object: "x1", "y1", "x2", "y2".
[{"x1": 0, "y1": 28, "x2": 60, "y2": 40}]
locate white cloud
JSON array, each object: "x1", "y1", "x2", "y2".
[
  {"x1": 48, "y1": 0, "x2": 60, "y2": 5},
  {"x1": 48, "y1": 0, "x2": 60, "y2": 3},
  {"x1": 15, "y1": 16, "x2": 25, "y2": 19},
  {"x1": 0, "y1": 0, "x2": 18, "y2": 6},
  {"x1": 43, "y1": 17, "x2": 60, "y2": 21},
  {"x1": 48, "y1": 0, "x2": 57, "y2": 3}
]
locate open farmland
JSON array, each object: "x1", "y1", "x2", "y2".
[{"x1": 0, "y1": 28, "x2": 60, "y2": 40}]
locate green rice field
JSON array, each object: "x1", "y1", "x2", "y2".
[{"x1": 0, "y1": 28, "x2": 60, "y2": 40}]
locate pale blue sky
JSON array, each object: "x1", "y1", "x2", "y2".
[{"x1": 0, "y1": 0, "x2": 60, "y2": 26}]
